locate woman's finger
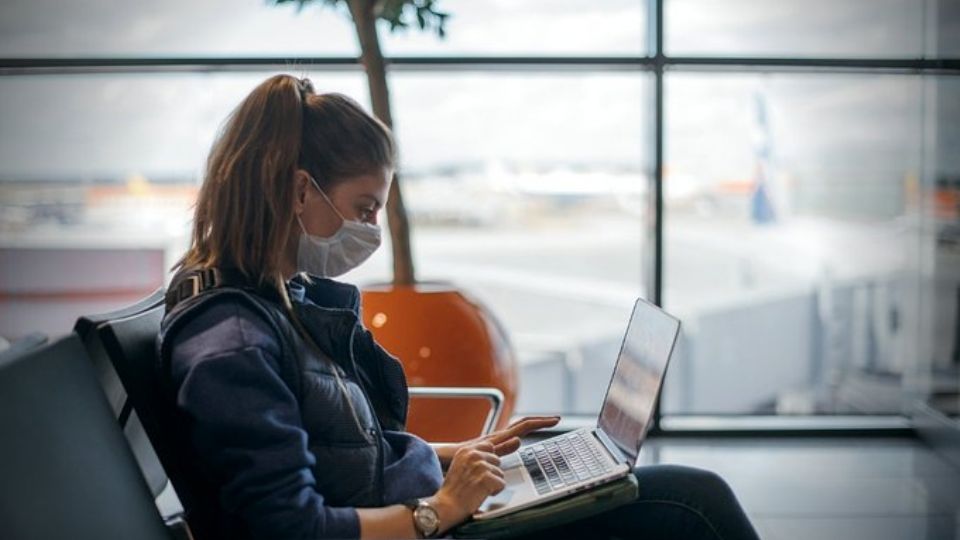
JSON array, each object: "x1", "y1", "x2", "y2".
[
  {"x1": 494, "y1": 436, "x2": 521, "y2": 456},
  {"x1": 483, "y1": 416, "x2": 562, "y2": 447},
  {"x1": 506, "y1": 415, "x2": 556, "y2": 429},
  {"x1": 485, "y1": 474, "x2": 507, "y2": 495},
  {"x1": 494, "y1": 417, "x2": 557, "y2": 439},
  {"x1": 467, "y1": 449, "x2": 499, "y2": 467},
  {"x1": 504, "y1": 416, "x2": 561, "y2": 438},
  {"x1": 483, "y1": 461, "x2": 505, "y2": 479},
  {"x1": 483, "y1": 431, "x2": 508, "y2": 445},
  {"x1": 472, "y1": 441, "x2": 495, "y2": 453}
]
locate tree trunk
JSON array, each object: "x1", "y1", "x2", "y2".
[{"x1": 349, "y1": 0, "x2": 416, "y2": 286}]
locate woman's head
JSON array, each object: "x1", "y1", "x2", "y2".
[{"x1": 179, "y1": 74, "x2": 396, "y2": 285}]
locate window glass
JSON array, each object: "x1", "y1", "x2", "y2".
[
  {"x1": 0, "y1": 72, "x2": 364, "y2": 337},
  {"x1": 0, "y1": 0, "x2": 646, "y2": 58},
  {"x1": 0, "y1": 70, "x2": 651, "y2": 416},
  {"x1": 915, "y1": 76, "x2": 960, "y2": 422},
  {"x1": 382, "y1": 0, "x2": 647, "y2": 56},
  {"x1": 662, "y1": 72, "x2": 932, "y2": 415},
  {"x1": 0, "y1": 73, "x2": 369, "y2": 180},
  {"x1": 666, "y1": 0, "x2": 930, "y2": 58},
  {"x1": 2, "y1": 1, "x2": 954, "y2": 422},
  {"x1": 348, "y1": 72, "x2": 653, "y2": 415}
]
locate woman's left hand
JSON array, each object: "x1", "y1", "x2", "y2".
[{"x1": 434, "y1": 416, "x2": 561, "y2": 470}]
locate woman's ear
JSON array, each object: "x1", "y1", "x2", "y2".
[{"x1": 292, "y1": 169, "x2": 311, "y2": 214}]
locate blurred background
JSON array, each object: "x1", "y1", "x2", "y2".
[{"x1": 0, "y1": 0, "x2": 957, "y2": 427}]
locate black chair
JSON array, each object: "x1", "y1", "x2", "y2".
[
  {"x1": 74, "y1": 287, "x2": 165, "y2": 417},
  {"x1": 95, "y1": 304, "x2": 219, "y2": 540},
  {"x1": 74, "y1": 288, "x2": 168, "y2": 498},
  {"x1": 73, "y1": 287, "x2": 165, "y2": 341},
  {"x1": 0, "y1": 334, "x2": 171, "y2": 540},
  {"x1": 0, "y1": 332, "x2": 47, "y2": 366}
]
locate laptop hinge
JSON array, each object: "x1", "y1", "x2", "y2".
[{"x1": 594, "y1": 428, "x2": 630, "y2": 465}]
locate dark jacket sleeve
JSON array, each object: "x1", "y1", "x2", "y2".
[{"x1": 169, "y1": 300, "x2": 360, "y2": 540}]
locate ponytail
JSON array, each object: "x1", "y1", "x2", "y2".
[{"x1": 178, "y1": 73, "x2": 308, "y2": 285}]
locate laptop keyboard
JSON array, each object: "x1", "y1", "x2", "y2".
[{"x1": 520, "y1": 431, "x2": 614, "y2": 495}]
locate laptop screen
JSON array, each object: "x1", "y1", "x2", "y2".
[{"x1": 597, "y1": 298, "x2": 680, "y2": 463}]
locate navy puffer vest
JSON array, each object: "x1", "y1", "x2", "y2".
[{"x1": 157, "y1": 268, "x2": 409, "y2": 508}]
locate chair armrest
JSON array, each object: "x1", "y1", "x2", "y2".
[{"x1": 408, "y1": 386, "x2": 505, "y2": 436}]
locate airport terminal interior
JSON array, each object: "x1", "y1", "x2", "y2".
[{"x1": 1, "y1": 1, "x2": 959, "y2": 539}]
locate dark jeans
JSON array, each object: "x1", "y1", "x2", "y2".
[{"x1": 523, "y1": 465, "x2": 761, "y2": 540}]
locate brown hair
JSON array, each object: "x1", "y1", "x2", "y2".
[{"x1": 176, "y1": 73, "x2": 396, "y2": 289}]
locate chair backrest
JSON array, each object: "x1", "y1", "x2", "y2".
[
  {"x1": 75, "y1": 288, "x2": 168, "y2": 497},
  {"x1": 0, "y1": 332, "x2": 47, "y2": 366},
  {"x1": 74, "y1": 287, "x2": 166, "y2": 340},
  {"x1": 75, "y1": 287, "x2": 165, "y2": 417},
  {"x1": 0, "y1": 334, "x2": 170, "y2": 540},
  {"x1": 97, "y1": 305, "x2": 219, "y2": 540}
]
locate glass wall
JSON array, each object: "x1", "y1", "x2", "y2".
[
  {"x1": 658, "y1": 0, "x2": 959, "y2": 420},
  {"x1": 917, "y1": 76, "x2": 960, "y2": 424},
  {"x1": 661, "y1": 73, "x2": 927, "y2": 415},
  {"x1": 666, "y1": 0, "x2": 931, "y2": 58},
  {"x1": 0, "y1": 0, "x2": 647, "y2": 57},
  {"x1": 1, "y1": 0, "x2": 956, "y2": 423},
  {"x1": 350, "y1": 72, "x2": 652, "y2": 415}
]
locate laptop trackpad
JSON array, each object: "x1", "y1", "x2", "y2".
[{"x1": 477, "y1": 467, "x2": 525, "y2": 512}]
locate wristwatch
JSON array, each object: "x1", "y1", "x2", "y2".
[{"x1": 403, "y1": 498, "x2": 441, "y2": 539}]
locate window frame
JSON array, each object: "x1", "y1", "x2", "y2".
[{"x1": 2, "y1": 0, "x2": 958, "y2": 434}]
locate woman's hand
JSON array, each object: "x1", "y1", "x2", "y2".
[
  {"x1": 434, "y1": 416, "x2": 561, "y2": 470},
  {"x1": 359, "y1": 441, "x2": 503, "y2": 540},
  {"x1": 427, "y1": 441, "x2": 505, "y2": 533}
]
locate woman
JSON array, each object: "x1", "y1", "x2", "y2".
[{"x1": 158, "y1": 74, "x2": 760, "y2": 540}]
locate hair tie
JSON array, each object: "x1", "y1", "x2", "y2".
[{"x1": 297, "y1": 77, "x2": 315, "y2": 103}]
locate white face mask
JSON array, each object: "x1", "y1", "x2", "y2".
[{"x1": 296, "y1": 176, "x2": 382, "y2": 278}]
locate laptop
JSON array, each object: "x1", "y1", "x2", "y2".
[{"x1": 473, "y1": 297, "x2": 681, "y2": 520}]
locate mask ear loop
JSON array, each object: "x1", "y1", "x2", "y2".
[
  {"x1": 307, "y1": 174, "x2": 347, "y2": 223},
  {"x1": 295, "y1": 213, "x2": 309, "y2": 235}
]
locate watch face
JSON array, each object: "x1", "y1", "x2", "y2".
[{"x1": 415, "y1": 502, "x2": 440, "y2": 536}]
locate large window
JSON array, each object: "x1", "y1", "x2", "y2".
[
  {"x1": 368, "y1": 72, "x2": 652, "y2": 414},
  {"x1": 1, "y1": 0, "x2": 957, "y2": 425},
  {"x1": 666, "y1": 0, "x2": 931, "y2": 58},
  {"x1": 662, "y1": 73, "x2": 927, "y2": 415},
  {"x1": 0, "y1": 0, "x2": 647, "y2": 57}
]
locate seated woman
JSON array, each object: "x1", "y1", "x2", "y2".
[{"x1": 158, "y1": 74, "x2": 760, "y2": 540}]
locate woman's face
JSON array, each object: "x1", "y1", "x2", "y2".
[{"x1": 297, "y1": 167, "x2": 392, "y2": 238}]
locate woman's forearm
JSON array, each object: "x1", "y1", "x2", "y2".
[{"x1": 357, "y1": 505, "x2": 418, "y2": 539}]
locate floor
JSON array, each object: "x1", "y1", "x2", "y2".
[{"x1": 637, "y1": 436, "x2": 960, "y2": 540}]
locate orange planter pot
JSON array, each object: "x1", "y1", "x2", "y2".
[{"x1": 361, "y1": 283, "x2": 518, "y2": 442}]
